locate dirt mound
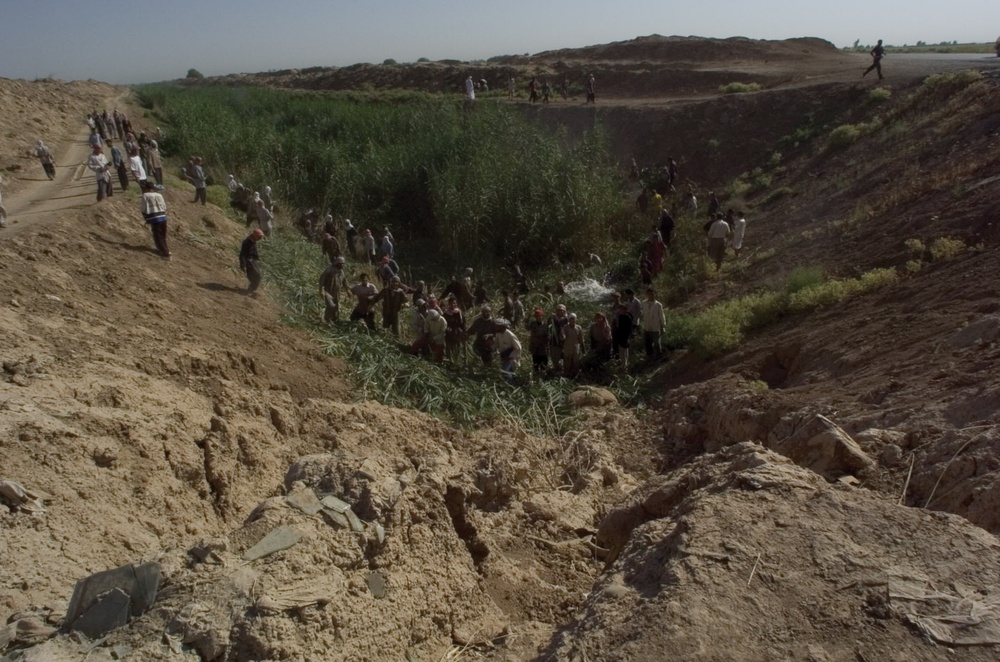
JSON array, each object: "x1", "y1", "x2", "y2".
[
  {"x1": 534, "y1": 34, "x2": 839, "y2": 65},
  {"x1": 544, "y1": 443, "x2": 1000, "y2": 661},
  {"x1": 188, "y1": 35, "x2": 856, "y2": 102}
]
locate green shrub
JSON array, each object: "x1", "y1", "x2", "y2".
[
  {"x1": 827, "y1": 124, "x2": 863, "y2": 150},
  {"x1": 922, "y1": 69, "x2": 981, "y2": 91},
  {"x1": 786, "y1": 265, "x2": 825, "y2": 294},
  {"x1": 763, "y1": 186, "x2": 793, "y2": 205},
  {"x1": 868, "y1": 87, "x2": 892, "y2": 102},
  {"x1": 789, "y1": 268, "x2": 898, "y2": 312},
  {"x1": 904, "y1": 238, "x2": 926, "y2": 255},
  {"x1": 928, "y1": 237, "x2": 966, "y2": 261},
  {"x1": 719, "y1": 82, "x2": 762, "y2": 94}
]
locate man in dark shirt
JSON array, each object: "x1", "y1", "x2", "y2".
[
  {"x1": 240, "y1": 229, "x2": 264, "y2": 296},
  {"x1": 863, "y1": 39, "x2": 885, "y2": 80},
  {"x1": 319, "y1": 256, "x2": 347, "y2": 322}
]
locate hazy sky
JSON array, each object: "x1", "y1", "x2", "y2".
[{"x1": 1, "y1": 0, "x2": 995, "y2": 84}]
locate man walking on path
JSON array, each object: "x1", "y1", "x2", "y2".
[
  {"x1": 640, "y1": 287, "x2": 666, "y2": 358},
  {"x1": 86, "y1": 144, "x2": 113, "y2": 201},
  {"x1": 35, "y1": 141, "x2": 56, "y2": 180},
  {"x1": 863, "y1": 39, "x2": 885, "y2": 80},
  {"x1": 140, "y1": 180, "x2": 170, "y2": 258},
  {"x1": 240, "y1": 229, "x2": 264, "y2": 296}
]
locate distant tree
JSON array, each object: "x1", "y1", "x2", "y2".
[
  {"x1": 916, "y1": 40, "x2": 927, "y2": 46},
  {"x1": 417, "y1": 57, "x2": 430, "y2": 63},
  {"x1": 186, "y1": 68, "x2": 204, "y2": 79},
  {"x1": 382, "y1": 58, "x2": 397, "y2": 66}
]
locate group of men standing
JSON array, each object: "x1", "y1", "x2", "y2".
[{"x1": 304, "y1": 213, "x2": 671, "y2": 383}]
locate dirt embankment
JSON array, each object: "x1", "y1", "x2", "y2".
[{"x1": 4, "y1": 38, "x2": 1000, "y2": 660}]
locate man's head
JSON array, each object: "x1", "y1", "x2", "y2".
[
  {"x1": 568, "y1": 313, "x2": 577, "y2": 326},
  {"x1": 480, "y1": 305, "x2": 491, "y2": 319},
  {"x1": 359, "y1": 273, "x2": 369, "y2": 285},
  {"x1": 555, "y1": 304, "x2": 567, "y2": 318},
  {"x1": 91, "y1": 144, "x2": 102, "y2": 153},
  {"x1": 646, "y1": 287, "x2": 655, "y2": 301},
  {"x1": 334, "y1": 256, "x2": 346, "y2": 267},
  {"x1": 534, "y1": 308, "x2": 543, "y2": 319},
  {"x1": 250, "y1": 229, "x2": 264, "y2": 241},
  {"x1": 141, "y1": 180, "x2": 155, "y2": 192}
]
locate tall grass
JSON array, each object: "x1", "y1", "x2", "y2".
[
  {"x1": 137, "y1": 85, "x2": 625, "y2": 272},
  {"x1": 261, "y1": 229, "x2": 651, "y2": 434}
]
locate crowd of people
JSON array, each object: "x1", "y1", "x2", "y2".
[
  {"x1": 233, "y1": 200, "x2": 675, "y2": 384},
  {"x1": 35, "y1": 110, "x2": 750, "y2": 386},
  {"x1": 635, "y1": 163, "x2": 750, "y2": 279},
  {"x1": 468, "y1": 74, "x2": 597, "y2": 104}
]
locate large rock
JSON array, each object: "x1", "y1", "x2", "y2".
[
  {"x1": 769, "y1": 414, "x2": 875, "y2": 479},
  {"x1": 64, "y1": 562, "x2": 161, "y2": 638},
  {"x1": 568, "y1": 387, "x2": 618, "y2": 408}
]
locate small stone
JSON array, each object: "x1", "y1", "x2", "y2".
[
  {"x1": 320, "y1": 495, "x2": 350, "y2": 514},
  {"x1": 880, "y1": 444, "x2": 904, "y2": 468},
  {"x1": 366, "y1": 570, "x2": 387, "y2": 598},
  {"x1": 356, "y1": 458, "x2": 378, "y2": 482},
  {"x1": 243, "y1": 526, "x2": 302, "y2": 561},
  {"x1": 344, "y1": 508, "x2": 364, "y2": 533},
  {"x1": 321, "y1": 508, "x2": 349, "y2": 529},
  {"x1": 285, "y1": 487, "x2": 323, "y2": 516}
]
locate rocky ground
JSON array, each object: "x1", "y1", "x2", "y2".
[{"x1": 2, "y1": 35, "x2": 1000, "y2": 661}]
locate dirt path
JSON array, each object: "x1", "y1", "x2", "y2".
[{"x1": 2, "y1": 94, "x2": 128, "y2": 235}]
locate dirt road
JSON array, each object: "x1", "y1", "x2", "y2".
[{"x1": 2, "y1": 94, "x2": 128, "y2": 235}]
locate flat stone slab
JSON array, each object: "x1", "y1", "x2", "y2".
[
  {"x1": 285, "y1": 488, "x2": 323, "y2": 516},
  {"x1": 65, "y1": 562, "x2": 161, "y2": 635},
  {"x1": 344, "y1": 508, "x2": 364, "y2": 533},
  {"x1": 320, "y1": 495, "x2": 350, "y2": 514},
  {"x1": 321, "y1": 508, "x2": 349, "y2": 529},
  {"x1": 71, "y1": 587, "x2": 131, "y2": 639},
  {"x1": 243, "y1": 526, "x2": 302, "y2": 561}
]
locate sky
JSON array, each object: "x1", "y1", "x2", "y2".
[{"x1": 0, "y1": 0, "x2": 996, "y2": 84}]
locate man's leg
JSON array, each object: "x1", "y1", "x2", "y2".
[{"x1": 247, "y1": 262, "x2": 262, "y2": 293}]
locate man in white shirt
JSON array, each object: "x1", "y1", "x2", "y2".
[
  {"x1": 86, "y1": 144, "x2": 113, "y2": 201},
  {"x1": 707, "y1": 213, "x2": 731, "y2": 270},
  {"x1": 140, "y1": 180, "x2": 170, "y2": 258},
  {"x1": 731, "y1": 210, "x2": 747, "y2": 259},
  {"x1": 640, "y1": 287, "x2": 666, "y2": 358}
]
